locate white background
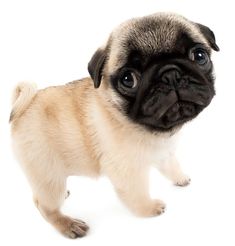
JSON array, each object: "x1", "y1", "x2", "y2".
[{"x1": 0, "y1": 0, "x2": 234, "y2": 245}]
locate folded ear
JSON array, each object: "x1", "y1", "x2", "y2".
[
  {"x1": 88, "y1": 48, "x2": 107, "y2": 88},
  {"x1": 196, "y1": 23, "x2": 220, "y2": 51}
]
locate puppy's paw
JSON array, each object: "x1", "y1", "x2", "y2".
[
  {"x1": 174, "y1": 174, "x2": 191, "y2": 187},
  {"x1": 150, "y1": 199, "x2": 166, "y2": 216},
  {"x1": 137, "y1": 199, "x2": 166, "y2": 217},
  {"x1": 55, "y1": 216, "x2": 89, "y2": 239}
]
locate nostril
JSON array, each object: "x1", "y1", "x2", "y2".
[
  {"x1": 172, "y1": 70, "x2": 181, "y2": 79},
  {"x1": 161, "y1": 73, "x2": 173, "y2": 85}
]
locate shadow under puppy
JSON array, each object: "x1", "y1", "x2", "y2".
[{"x1": 10, "y1": 12, "x2": 219, "y2": 238}]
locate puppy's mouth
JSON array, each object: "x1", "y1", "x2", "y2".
[
  {"x1": 138, "y1": 88, "x2": 207, "y2": 131},
  {"x1": 139, "y1": 100, "x2": 201, "y2": 130},
  {"x1": 155, "y1": 101, "x2": 200, "y2": 129}
]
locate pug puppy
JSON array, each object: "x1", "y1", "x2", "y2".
[{"x1": 10, "y1": 12, "x2": 219, "y2": 238}]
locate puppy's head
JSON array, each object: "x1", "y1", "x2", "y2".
[{"x1": 88, "y1": 13, "x2": 219, "y2": 132}]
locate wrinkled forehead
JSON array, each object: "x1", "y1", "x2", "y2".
[{"x1": 106, "y1": 13, "x2": 209, "y2": 74}]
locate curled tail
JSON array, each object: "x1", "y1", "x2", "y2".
[{"x1": 9, "y1": 82, "x2": 37, "y2": 123}]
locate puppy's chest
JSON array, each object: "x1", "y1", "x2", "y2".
[
  {"x1": 106, "y1": 131, "x2": 177, "y2": 165},
  {"x1": 90, "y1": 100, "x2": 177, "y2": 164},
  {"x1": 127, "y1": 137, "x2": 175, "y2": 164}
]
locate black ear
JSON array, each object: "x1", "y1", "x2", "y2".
[
  {"x1": 88, "y1": 48, "x2": 107, "y2": 88},
  {"x1": 196, "y1": 23, "x2": 220, "y2": 51}
]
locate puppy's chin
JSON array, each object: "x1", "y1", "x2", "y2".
[{"x1": 138, "y1": 101, "x2": 203, "y2": 132}]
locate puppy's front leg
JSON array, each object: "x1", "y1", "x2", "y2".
[
  {"x1": 106, "y1": 164, "x2": 165, "y2": 217},
  {"x1": 157, "y1": 153, "x2": 191, "y2": 186}
]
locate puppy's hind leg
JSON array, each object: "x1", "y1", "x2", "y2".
[{"x1": 33, "y1": 177, "x2": 89, "y2": 239}]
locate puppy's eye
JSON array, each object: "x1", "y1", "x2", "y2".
[
  {"x1": 189, "y1": 48, "x2": 209, "y2": 65},
  {"x1": 120, "y1": 71, "x2": 138, "y2": 89}
]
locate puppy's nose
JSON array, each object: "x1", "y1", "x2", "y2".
[{"x1": 158, "y1": 65, "x2": 182, "y2": 87}]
